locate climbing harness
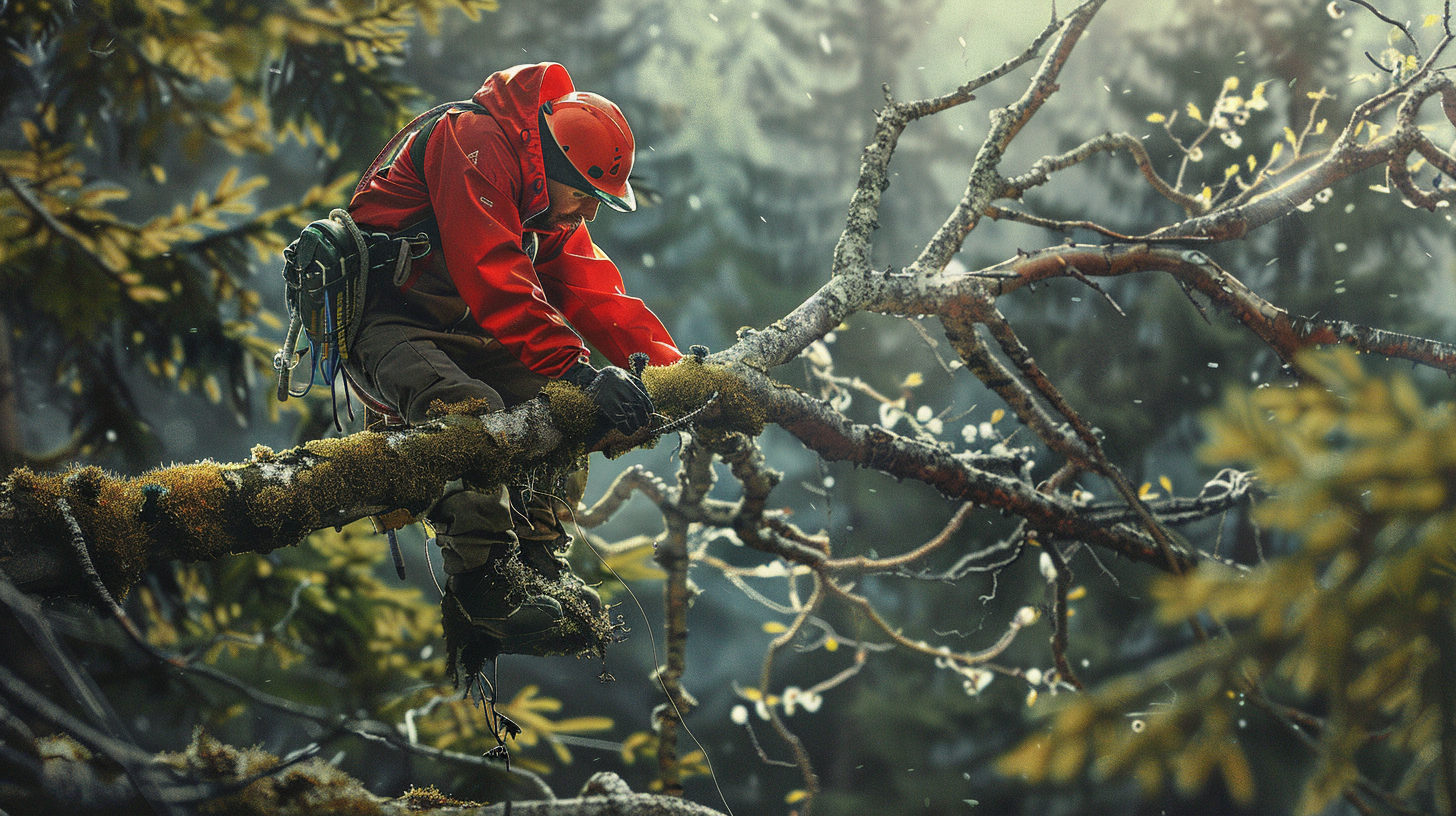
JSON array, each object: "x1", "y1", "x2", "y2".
[
  {"x1": 272, "y1": 209, "x2": 429, "y2": 430},
  {"x1": 276, "y1": 98, "x2": 489, "y2": 432}
]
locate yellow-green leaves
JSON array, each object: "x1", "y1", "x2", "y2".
[
  {"x1": 1199, "y1": 351, "x2": 1456, "y2": 812},
  {"x1": 1002, "y1": 350, "x2": 1456, "y2": 813},
  {"x1": 140, "y1": 167, "x2": 268, "y2": 253},
  {"x1": 406, "y1": 682, "x2": 615, "y2": 773},
  {"x1": 997, "y1": 638, "x2": 1254, "y2": 806}
]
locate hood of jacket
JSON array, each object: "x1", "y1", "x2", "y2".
[{"x1": 471, "y1": 62, "x2": 575, "y2": 222}]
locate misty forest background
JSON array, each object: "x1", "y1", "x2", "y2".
[{"x1": 3, "y1": 0, "x2": 1456, "y2": 814}]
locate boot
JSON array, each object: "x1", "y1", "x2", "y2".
[
  {"x1": 442, "y1": 564, "x2": 566, "y2": 656},
  {"x1": 440, "y1": 556, "x2": 611, "y2": 681},
  {"x1": 510, "y1": 491, "x2": 606, "y2": 635},
  {"x1": 430, "y1": 481, "x2": 611, "y2": 681}
]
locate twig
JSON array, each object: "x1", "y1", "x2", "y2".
[
  {"x1": 824, "y1": 502, "x2": 975, "y2": 577},
  {"x1": 574, "y1": 465, "x2": 669, "y2": 528},
  {"x1": 985, "y1": 205, "x2": 1154, "y2": 243},
  {"x1": 1064, "y1": 264, "x2": 1128, "y2": 317},
  {"x1": 1174, "y1": 278, "x2": 1215, "y2": 326},
  {"x1": 1346, "y1": 0, "x2": 1420, "y2": 55},
  {"x1": 997, "y1": 132, "x2": 1205, "y2": 215},
  {"x1": 905, "y1": 318, "x2": 959, "y2": 376},
  {"x1": 1039, "y1": 541, "x2": 1084, "y2": 690},
  {"x1": 830, "y1": 6, "x2": 1066, "y2": 279},
  {"x1": 0, "y1": 661, "x2": 194, "y2": 809},
  {"x1": 910, "y1": 0, "x2": 1111, "y2": 275},
  {"x1": 757, "y1": 575, "x2": 823, "y2": 805},
  {"x1": 824, "y1": 577, "x2": 1034, "y2": 668},
  {"x1": 0, "y1": 571, "x2": 180, "y2": 813},
  {"x1": 925, "y1": 525, "x2": 1029, "y2": 582},
  {"x1": 1243, "y1": 688, "x2": 1425, "y2": 816},
  {"x1": 740, "y1": 720, "x2": 799, "y2": 769}
]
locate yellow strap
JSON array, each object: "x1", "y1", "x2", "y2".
[{"x1": 371, "y1": 507, "x2": 414, "y2": 533}]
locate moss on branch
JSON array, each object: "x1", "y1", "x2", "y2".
[
  {"x1": 0, "y1": 357, "x2": 765, "y2": 600},
  {"x1": 0, "y1": 404, "x2": 562, "y2": 598}
]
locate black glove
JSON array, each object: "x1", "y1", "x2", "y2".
[{"x1": 562, "y1": 361, "x2": 655, "y2": 435}]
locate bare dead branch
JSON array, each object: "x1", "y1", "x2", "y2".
[
  {"x1": 0, "y1": 572, "x2": 179, "y2": 812},
  {"x1": 757, "y1": 575, "x2": 823, "y2": 800},
  {"x1": 1000, "y1": 132, "x2": 1206, "y2": 214},
  {"x1": 1346, "y1": 0, "x2": 1419, "y2": 56},
  {"x1": 650, "y1": 437, "x2": 714, "y2": 796},
  {"x1": 939, "y1": 314, "x2": 1089, "y2": 464},
  {"x1": 574, "y1": 465, "x2": 669, "y2": 528},
  {"x1": 824, "y1": 576, "x2": 1034, "y2": 670},
  {"x1": 1040, "y1": 541, "x2": 1084, "y2": 690},
  {"x1": 923, "y1": 524, "x2": 1030, "y2": 582},
  {"x1": 985, "y1": 204, "x2": 1163, "y2": 243},
  {"x1": 911, "y1": 0, "x2": 1110, "y2": 275},
  {"x1": 972, "y1": 305, "x2": 1191, "y2": 576},
  {"x1": 963, "y1": 244, "x2": 1456, "y2": 373},
  {"x1": 831, "y1": 7, "x2": 1066, "y2": 280},
  {"x1": 822, "y1": 502, "x2": 975, "y2": 577}
]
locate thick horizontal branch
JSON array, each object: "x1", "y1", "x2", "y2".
[
  {"x1": 0, "y1": 363, "x2": 759, "y2": 597},
  {"x1": 0, "y1": 402, "x2": 565, "y2": 596},
  {"x1": 11, "y1": 238, "x2": 1368, "y2": 600}
]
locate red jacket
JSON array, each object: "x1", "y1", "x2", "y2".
[{"x1": 349, "y1": 63, "x2": 680, "y2": 378}]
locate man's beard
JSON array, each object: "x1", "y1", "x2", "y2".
[{"x1": 545, "y1": 213, "x2": 584, "y2": 231}]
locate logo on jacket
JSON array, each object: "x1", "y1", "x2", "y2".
[{"x1": 466, "y1": 150, "x2": 479, "y2": 165}]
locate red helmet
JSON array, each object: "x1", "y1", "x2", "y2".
[{"x1": 541, "y1": 92, "x2": 636, "y2": 212}]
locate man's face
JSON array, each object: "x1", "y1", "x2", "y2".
[{"x1": 543, "y1": 178, "x2": 601, "y2": 231}]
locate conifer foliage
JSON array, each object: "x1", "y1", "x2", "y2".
[{"x1": 0, "y1": 0, "x2": 496, "y2": 469}]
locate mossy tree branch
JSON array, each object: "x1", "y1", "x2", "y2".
[{"x1": 0, "y1": 395, "x2": 575, "y2": 597}]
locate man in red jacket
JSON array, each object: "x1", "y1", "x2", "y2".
[{"x1": 345, "y1": 63, "x2": 681, "y2": 672}]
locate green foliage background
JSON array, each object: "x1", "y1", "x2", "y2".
[{"x1": 1002, "y1": 348, "x2": 1456, "y2": 815}]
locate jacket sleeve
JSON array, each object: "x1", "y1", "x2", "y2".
[
  {"x1": 535, "y1": 226, "x2": 682, "y2": 370},
  {"x1": 424, "y1": 115, "x2": 593, "y2": 378}
]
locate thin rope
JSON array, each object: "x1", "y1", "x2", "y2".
[{"x1": 538, "y1": 486, "x2": 736, "y2": 816}]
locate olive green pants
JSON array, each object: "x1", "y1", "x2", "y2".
[{"x1": 427, "y1": 479, "x2": 585, "y2": 575}]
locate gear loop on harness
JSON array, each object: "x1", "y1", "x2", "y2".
[
  {"x1": 391, "y1": 231, "x2": 431, "y2": 286},
  {"x1": 273, "y1": 208, "x2": 377, "y2": 430},
  {"x1": 327, "y1": 207, "x2": 371, "y2": 363}
]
